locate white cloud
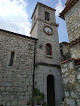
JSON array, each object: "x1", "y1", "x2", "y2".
[
  {"x1": 55, "y1": 0, "x2": 64, "y2": 17},
  {"x1": 0, "y1": 0, "x2": 31, "y2": 36}
]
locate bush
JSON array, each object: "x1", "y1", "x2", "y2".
[{"x1": 29, "y1": 88, "x2": 47, "y2": 105}]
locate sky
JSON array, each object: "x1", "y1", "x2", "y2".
[{"x1": 0, "y1": 0, "x2": 69, "y2": 43}]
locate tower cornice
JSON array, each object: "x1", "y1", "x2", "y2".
[{"x1": 31, "y1": 2, "x2": 56, "y2": 19}]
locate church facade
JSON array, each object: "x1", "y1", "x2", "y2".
[
  {"x1": 0, "y1": 2, "x2": 64, "y2": 106},
  {"x1": 0, "y1": 0, "x2": 80, "y2": 106}
]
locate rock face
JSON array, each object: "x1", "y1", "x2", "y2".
[{"x1": 60, "y1": 59, "x2": 80, "y2": 106}]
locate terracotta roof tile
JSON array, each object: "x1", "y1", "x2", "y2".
[
  {"x1": 60, "y1": 58, "x2": 80, "y2": 65},
  {"x1": 65, "y1": 0, "x2": 73, "y2": 6},
  {"x1": 60, "y1": 58, "x2": 76, "y2": 64}
]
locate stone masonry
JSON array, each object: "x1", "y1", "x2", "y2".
[
  {"x1": 31, "y1": 2, "x2": 64, "y2": 106},
  {"x1": 0, "y1": 2, "x2": 64, "y2": 106},
  {"x1": 65, "y1": 1, "x2": 80, "y2": 42},
  {"x1": 60, "y1": 59, "x2": 80, "y2": 106},
  {"x1": 60, "y1": 0, "x2": 80, "y2": 106},
  {"x1": 0, "y1": 30, "x2": 36, "y2": 106},
  {"x1": 64, "y1": 0, "x2": 80, "y2": 59},
  {"x1": 0, "y1": 0, "x2": 80, "y2": 105}
]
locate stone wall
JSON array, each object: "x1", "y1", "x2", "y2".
[
  {"x1": 60, "y1": 59, "x2": 80, "y2": 106},
  {"x1": 60, "y1": 42, "x2": 71, "y2": 61},
  {"x1": 64, "y1": 1, "x2": 80, "y2": 43},
  {"x1": 35, "y1": 65, "x2": 64, "y2": 106},
  {"x1": 60, "y1": 1, "x2": 80, "y2": 106},
  {"x1": 70, "y1": 42, "x2": 80, "y2": 59},
  {"x1": 0, "y1": 31, "x2": 36, "y2": 106}
]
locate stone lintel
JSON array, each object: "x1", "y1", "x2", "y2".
[{"x1": 35, "y1": 62, "x2": 61, "y2": 68}]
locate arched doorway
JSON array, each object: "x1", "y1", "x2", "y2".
[{"x1": 47, "y1": 75, "x2": 55, "y2": 106}]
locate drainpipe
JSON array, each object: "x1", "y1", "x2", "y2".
[
  {"x1": 32, "y1": 40, "x2": 37, "y2": 106},
  {"x1": 33, "y1": 41, "x2": 37, "y2": 91}
]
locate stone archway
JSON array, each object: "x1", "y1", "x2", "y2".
[{"x1": 47, "y1": 75, "x2": 55, "y2": 106}]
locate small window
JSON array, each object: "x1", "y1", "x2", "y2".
[
  {"x1": 45, "y1": 11, "x2": 50, "y2": 21},
  {"x1": 46, "y1": 43, "x2": 52, "y2": 55},
  {"x1": 9, "y1": 51, "x2": 15, "y2": 66}
]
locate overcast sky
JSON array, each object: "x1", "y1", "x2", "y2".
[{"x1": 0, "y1": 0, "x2": 69, "y2": 42}]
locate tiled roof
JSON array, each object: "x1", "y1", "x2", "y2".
[
  {"x1": 60, "y1": 58, "x2": 75, "y2": 64},
  {"x1": 59, "y1": 0, "x2": 79, "y2": 19},
  {"x1": 65, "y1": 0, "x2": 73, "y2": 6},
  {"x1": 60, "y1": 58, "x2": 80, "y2": 65}
]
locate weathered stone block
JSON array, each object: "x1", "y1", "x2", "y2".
[
  {"x1": 77, "y1": 74, "x2": 80, "y2": 82},
  {"x1": 62, "y1": 68, "x2": 68, "y2": 74},
  {"x1": 65, "y1": 92, "x2": 69, "y2": 97},
  {"x1": 68, "y1": 75, "x2": 76, "y2": 83},
  {"x1": 12, "y1": 99, "x2": 17, "y2": 105},
  {"x1": 66, "y1": 99, "x2": 75, "y2": 106},
  {"x1": 76, "y1": 100, "x2": 80, "y2": 106},
  {"x1": 63, "y1": 78, "x2": 68, "y2": 84},
  {"x1": 0, "y1": 95, "x2": 2, "y2": 101},
  {"x1": 71, "y1": 92, "x2": 77, "y2": 98}
]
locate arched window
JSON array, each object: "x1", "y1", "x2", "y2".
[{"x1": 46, "y1": 43, "x2": 52, "y2": 56}]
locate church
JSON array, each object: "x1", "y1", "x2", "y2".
[{"x1": 0, "y1": 0, "x2": 80, "y2": 106}]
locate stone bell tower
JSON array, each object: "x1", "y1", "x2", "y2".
[{"x1": 30, "y1": 2, "x2": 64, "y2": 106}]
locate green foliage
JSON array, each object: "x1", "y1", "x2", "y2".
[
  {"x1": 42, "y1": 102, "x2": 48, "y2": 106},
  {"x1": 29, "y1": 97, "x2": 35, "y2": 104},
  {"x1": 29, "y1": 88, "x2": 47, "y2": 105}
]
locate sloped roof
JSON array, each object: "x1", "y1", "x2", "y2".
[
  {"x1": 60, "y1": 0, "x2": 79, "y2": 19},
  {"x1": 0, "y1": 29, "x2": 37, "y2": 40}
]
